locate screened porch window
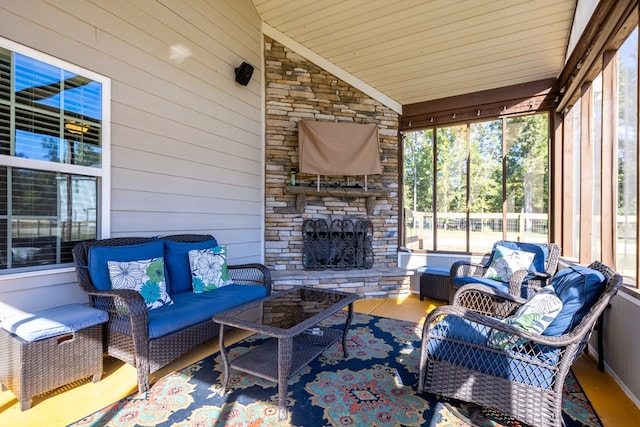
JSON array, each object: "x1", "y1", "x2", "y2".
[
  {"x1": 403, "y1": 113, "x2": 550, "y2": 253},
  {"x1": 557, "y1": 22, "x2": 638, "y2": 287},
  {"x1": 616, "y1": 27, "x2": 638, "y2": 282}
]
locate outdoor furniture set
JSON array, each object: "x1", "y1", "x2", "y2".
[
  {"x1": 3, "y1": 233, "x2": 356, "y2": 417},
  {"x1": 72, "y1": 232, "x2": 357, "y2": 418},
  {"x1": 0, "y1": 233, "x2": 622, "y2": 426}
]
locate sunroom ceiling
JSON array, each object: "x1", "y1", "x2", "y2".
[{"x1": 251, "y1": 0, "x2": 577, "y2": 107}]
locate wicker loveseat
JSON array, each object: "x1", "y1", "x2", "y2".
[
  {"x1": 72, "y1": 234, "x2": 271, "y2": 393},
  {"x1": 418, "y1": 261, "x2": 621, "y2": 427}
]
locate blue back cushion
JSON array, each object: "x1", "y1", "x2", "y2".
[
  {"x1": 88, "y1": 240, "x2": 166, "y2": 291},
  {"x1": 163, "y1": 238, "x2": 218, "y2": 294},
  {"x1": 543, "y1": 265, "x2": 606, "y2": 336},
  {"x1": 491, "y1": 241, "x2": 549, "y2": 274}
]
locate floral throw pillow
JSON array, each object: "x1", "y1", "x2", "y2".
[
  {"x1": 488, "y1": 287, "x2": 563, "y2": 350},
  {"x1": 483, "y1": 245, "x2": 536, "y2": 282},
  {"x1": 107, "y1": 257, "x2": 173, "y2": 310},
  {"x1": 188, "y1": 245, "x2": 232, "y2": 293}
]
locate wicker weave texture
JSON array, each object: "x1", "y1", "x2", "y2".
[
  {"x1": 0, "y1": 325, "x2": 103, "y2": 411},
  {"x1": 419, "y1": 261, "x2": 622, "y2": 427},
  {"x1": 419, "y1": 270, "x2": 449, "y2": 301},
  {"x1": 215, "y1": 287, "x2": 357, "y2": 420}
]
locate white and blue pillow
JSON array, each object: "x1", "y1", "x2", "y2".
[
  {"x1": 108, "y1": 257, "x2": 174, "y2": 310},
  {"x1": 188, "y1": 245, "x2": 233, "y2": 293},
  {"x1": 484, "y1": 245, "x2": 536, "y2": 282},
  {"x1": 163, "y1": 238, "x2": 219, "y2": 294},
  {"x1": 488, "y1": 287, "x2": 563, "y2": 350}
]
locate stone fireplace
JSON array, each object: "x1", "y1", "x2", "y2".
[{"x1": 263, "y1": 37, "x2": 412, "y2": 298}]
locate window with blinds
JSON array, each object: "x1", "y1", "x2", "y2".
[{"x1": 0, "y1": 39, "x2": 108, "y2": 273}]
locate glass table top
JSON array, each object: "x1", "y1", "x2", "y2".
[{"x1": 213, "y1": 287, "x2": 357, "y2": 331}]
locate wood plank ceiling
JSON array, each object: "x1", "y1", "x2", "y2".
[{"x1": 251, "y1": 0, "x2": 577, "y2": 107}]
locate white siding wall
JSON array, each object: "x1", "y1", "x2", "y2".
[
  {"x1": 602, "y1": 292, "x2": 640, "y2": 406},
  {"x1": 0, "y1": 0, "x2": 264, "y2": 317}
]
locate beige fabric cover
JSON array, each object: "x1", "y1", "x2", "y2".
[{"x1": 298, "y1": 120, "x2": 382, "y2": 175}]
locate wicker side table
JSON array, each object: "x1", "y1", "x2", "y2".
[
  {"x1": 0, "y1": 303, "x2": 108, "y2": 411},
  {"x1": 417, "y1": 266, "x2": 450, "y2": 301}
]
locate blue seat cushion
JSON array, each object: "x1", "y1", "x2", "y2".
[
  {"x1": 417, "y1": 266, "x2": 450, "y2": 276},
  {"x1": 2, "y1": 304, "x2": 108, "y2": 342},
  {"x1": 543, "y1": 265, "x2": 606, "y2": 336},
  {"x1": 163, "y1": 238, "x2": 218, "y2": 294},
  {"x1": 426, "y1": 315, "x2": 557, "y2": 389},
  {"x1": 453, "y1": 275, "x2": 511, "y2": 294},
  {"x1": 146, "y1": 284, "x2": 267, "y2": 339}
]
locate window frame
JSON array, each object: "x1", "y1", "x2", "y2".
[
  {"x1": 556, "y1": 9, "x2": 639, "y2": 290},
  {"x1": 401, "y1": 112, "x2": 551, "y2": 255},
  {"x1": 0, "y1": 36, "x2": 111, "y2": 276}
]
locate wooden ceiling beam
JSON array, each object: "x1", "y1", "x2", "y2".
[{"x1": 400, "y1": 78, "x2": 558, "y2": 130}]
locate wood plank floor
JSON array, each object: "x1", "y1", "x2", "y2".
[{"x1": 0, "y1": 293, "x2": 638, "y2": 426}]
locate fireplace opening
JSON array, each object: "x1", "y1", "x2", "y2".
[{"x1": 302, "y1": 217, "x2": 373, "y2": 270}]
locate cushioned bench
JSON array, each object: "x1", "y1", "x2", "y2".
[{"x1": 72, "y1": 234, "x2": 272, "y2": 394}]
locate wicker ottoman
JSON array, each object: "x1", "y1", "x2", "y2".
[
  {"x1": 417, "y1": 266, "x2": 450, "y2": 301},
  {"x1": 0, "y1": 303, "x2": 108, "y2": 410}
]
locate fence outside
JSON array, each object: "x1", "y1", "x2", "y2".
[{"x1": 405, "y1": 211, "x2": 637, "y2": 276}]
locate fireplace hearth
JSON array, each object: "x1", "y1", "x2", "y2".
[{"x1": 302, "y1": 217, "x2": 373, "y2": 270}]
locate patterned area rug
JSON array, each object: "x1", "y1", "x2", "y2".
[{"x1": 70, "y1": 313, "x2": 602, "y2": 427}]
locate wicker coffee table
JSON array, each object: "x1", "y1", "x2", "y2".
[{"x1": 213, "y1": 286, "x2": 358, "y2": 420}]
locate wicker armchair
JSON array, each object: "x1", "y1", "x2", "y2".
[
  {"x1": 72, "y1": 234, "x2": 271, "y2": 393},
  {"x1": 449, "y1": 241, "x2": 561, "y2": 303},
  {"x1": 419, "y1": 261, "x2": 622, "y2": 427}
]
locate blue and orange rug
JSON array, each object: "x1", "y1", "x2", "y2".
[{"x1": 71, "y1": 313, "x2": 602, "y2": 426}]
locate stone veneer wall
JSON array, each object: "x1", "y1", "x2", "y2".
[{"x1": 264, "y1": 37, "x2": 400, "y2": 274}]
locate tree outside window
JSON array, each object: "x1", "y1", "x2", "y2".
[{"x1": 403, "y1": 113, "x2": 549, "y2": 253}]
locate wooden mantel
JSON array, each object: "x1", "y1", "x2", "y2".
[{"x1": 284, "y1": 186, "x2": 387, "y2": 215}]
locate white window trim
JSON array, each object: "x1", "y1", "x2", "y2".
[{"x1": 0, "y1": 36, "x2": 111, "y2": 277}]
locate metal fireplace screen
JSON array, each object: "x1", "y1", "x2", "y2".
[{"x1": 302, "y1": 218, "x2": 373, "y2": 270}]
